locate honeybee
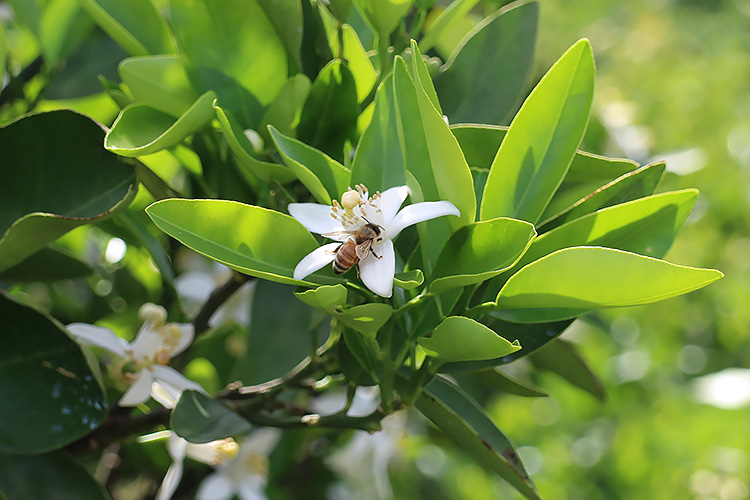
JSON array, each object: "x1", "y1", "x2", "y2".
[{"x1": 324, "y1": 222, "x2": 384, "y2": 275}]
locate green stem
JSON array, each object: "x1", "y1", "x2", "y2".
[{"x1": 378, "y1": 319, "x2": 395, "y2": 412}]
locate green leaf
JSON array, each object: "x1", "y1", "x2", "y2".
[
  {"x1": 434, "y1": 1, "x2": 538, "y2": 125},
  {"x1": 25, "y1": 0, "x2": 94, "y2": 65},
  {"x1": 214, "y1": 103, "x2": 297, "y2": 184},
  {"x1": 409, "y1": 40, "x2": 442, "y2": 115},
  {"x1": 169, "y1": 0, "x2": 288, "y2": 128},
  {"x1": 495, "y1": 247, "x2": 724, "y2": 322},
  {"x1": 394, "y1": 269, "x2": 424, "y2": 290},
  {"x1": 418, "y1": 316, "x2": 520, "y2": 362},
  {"x1": 512, "y1": 190, "x2": 698, "y2": 275},
  {"x1": 480, "y1": 39, "x2": 595, "y2": 224},
  {"x1": 79, "y1": 0, "x2": 174, "y2": 56},
  {"x1": 172, "y1": 390, "x2": 251, "y2": 443},
  {"x1": 257, "y1": 0, "x2": 303, "y2": 72},
  {"x1": 334, "y1": 25, "x2": 377, "y2": 103},
  {"x1": 338, "y1": 303, "x2": 393, "y2": 338},
  {"x1": 233, "y1": 281, "x2": 313, "y2": 384},
  {"x1": 146, "y1": 199, "x2": 320, "y2": 286},
  {"x1": 259, "y1": 74, "x2": 312, "y2": 144},
  {"x1": 419, "y1": 0, "x2": 481, "y2": 52},
  {"x1": 0, "y1": 295, "x2": 107, "y2": 454},
  {"x1": 104, "y1": 91, "x2": 216, "y2": 157},
  {"x1": 469, "y1": 368, "x2": 548, "y2": 397},
  {"x1": 429, "y1": 217, "x2": 536, "y2": 294},
  {"x1": 392, "y1": 57, "x2": 475, "y2": 272},
  {"x1": 269, "y1": 125, "x2": 351, "y2": 204},
  {"x1": 415, "y1": 375, "x2": 540, "y2": 500},
  {"x1": 0, "y1": 451, "x2": 110, "y2": 500},
  {"x1": 350, "y1": 74, "x2": 406, "y2": 190},
  {"x1": 294, "y1": 284, "x2": 348, "y2": 315},
  {"x1": 343, "y1": 328, "x2": 382, "y2": 379},
  {"x1": 530, "y1": 339, "x2": 605, "y2": 401},
  {"x1": 118, "y1": 56, "x2": 197, "y2": 117},
  {"x1": 0, "y1": 247, "x2": 92, "y2": 282},
  {"x1": 297, "y1": 60, "x2": 359, "y2": 162},
  {"x1": 352, "y1": 0, "x2": 413, "y2": 36},
  {"x1": 538, "y1": 161, "x2": 665, "y2": 232},
  {"x1": 0, "y1": 110, "x2": 137, "y2": 272}
]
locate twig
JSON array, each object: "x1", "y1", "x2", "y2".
[{"x1": 192, "y1": 272, "x2": 253, "y2": 336}]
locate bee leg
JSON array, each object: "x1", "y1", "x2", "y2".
[
  {"x1": 356, "y1": 261, "x2": 361, "y2": 279},
  {"x1": 371, "y1": 249, "x2": 382, "y2": 259}
]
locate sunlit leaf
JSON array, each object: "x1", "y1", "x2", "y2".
[
  {"x1": 352, "y1": 0, "x2": 413, "y2": 36},
  {"x1": 0, "y1": 295, "x2": 107, "y2": 454},
  {"x1": 118, "y1": 55, "x2": 196, "y2": 117},
  {"x1": 394, "y1": 269, "x2": 424, "y2": 290},
  {"x1": 418, "y1": 316, "x2": 521, "y2": 362},
  {"x1": 258, "y1": 0, "x2": 303, "y2": 72},
  {"x1": 259, "y1": 74, "x2": 312, "y2": 144},
  {"x1": 419, "y1": 0, "x2": 481, "y2": 52},
  {"x1": 294, "y1": 284, "x2": 348, "y2": 315},
  {"x1": 338, "y1": 303, "x2": 393, "y2": 338}
]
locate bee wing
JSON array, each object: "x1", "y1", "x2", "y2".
[
  {"x1": 355, "y1": 240, "x2": 373, "y2": 260},
  {"x1": 322, "y1": 230, "x2": 356, "y2": 241}
]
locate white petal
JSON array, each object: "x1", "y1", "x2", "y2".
[
  {"x1": 130, "y1": 324, "x2": 165, "y2": 361},
  {"x1": 152, "y1": 365, "x2": 205, "y2": 393},
  {"x1": 167, "y1": 434, "x2": 188, "y2": 461},
  {"x1": 378, "y1": 186, "x2": 409, "y2": 225},
  {"x1": 196, "y1": 473, "x2": 235, "y2": 500},
  {"x1": 288, "y1": 203, "x2": 342, "y2": 235},
  {"x1": 293, "y1": 242, "x2": 339, "y2": 280},
  {"x1": 386, "y1": 201, "x2": 460, "y2": 240},
  {"x1": 175, "y1": 271, "x2": 215, "y2": 302},
  {"x1": 119, "y1": 370, "x2": 154, "y2": 406},
  {"x1": 156, "y1": 460, "x2": 184, "y2": 500},
  {"x1": 66, "y1": 323, "x2": 129, "y2": 357},
  {"x1": 244, "y1": 428, "x2": 282, "y2": 456},
  {"x1": 359, "y1": 239, "x2": 395, "y2": 298},
  {"x1": 170, "y1": 323, "x2": 195, "y2": 356},
  {"x1": 238, "y1": 479, "x2": 268, "y2": 500}
]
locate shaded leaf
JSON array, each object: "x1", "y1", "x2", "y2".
[
  {"x1": 394, "y1": 269, "x2": 424, "y2": 290},
  {"x1": 118, "y1": 55, "x2": 197, "y2": 117},
  {"x1": 0, "y1": 247, "x2": 92, "y2": 283},
  {"x1": 259, "y1": 74, "x2": 312, "y2": 144},
  {"x1": 258, "y1": 0, "x2": 303, "y2": 72},
  {"x1": 470, "y1": 368, "x2": 548, "y2": 397},
  {"x1": 419, "y1": 0, "x2": 481, "y2": 52},
  {"x1": 352, "y1": 0, "x2": 413, "y2": 36},
  {"x1": 529, "y1": 338, "x2": 605, "y2": 401},
  {"x1": 172, "y1": 390, "x2": 251, "y2": 443}
]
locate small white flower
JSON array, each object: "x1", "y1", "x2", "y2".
[
  {"x1": 67, "y1": 303, "x2": 204, "y2": 408},
  {"x1": 155, "y1": 432, "x2": 240, "y2": 500},
  {"x1": 289, "y1": 185, "x2": 459, "y2": 297},
  {"x1": 195, "y1": 428, "x2": 281, "y2": 500}
]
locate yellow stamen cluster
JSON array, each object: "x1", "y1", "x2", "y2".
[
  {"x1": 245, "y1": 451, "x2": 270, "y2": 476},
  {"x1": 213, "y1": 439, "x2": 240, "y2": 465},
  {"x1": 330, "y1": 184, "x2": 383, "y2": 227}
]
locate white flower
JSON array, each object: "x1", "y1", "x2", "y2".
[
  {"x1": 156, "y1": 432, "x2": 240, "y2": 500},
  {"x1": 67, "y1": 303, "x2": 204, "y2": 408},
  {"x1": 289, "y1": 185, "x2": 459, "y2": 297},
  {"x1": 195, "y1": 428, "x2": 281, "y2": 500}
]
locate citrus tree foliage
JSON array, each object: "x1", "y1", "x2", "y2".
[{"x1": 0, "y1": 1, "x2": 723, "y2": 499}]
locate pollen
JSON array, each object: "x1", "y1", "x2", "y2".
[{"x1": 154, "y1": 347, "x2": 171, "y2": 365}]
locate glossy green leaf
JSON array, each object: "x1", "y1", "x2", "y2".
[
  {"x1": 343, "y1": 328, "x2": 381, "y2": 379},
  {"x1": 259, "y1": 74, "x2": 312, "y2": 144},
  {"x1": 215, "y1": 104, "x2": 297, "y2": 184},
  {"x1": 335, "y1": 25, "x2": 377, "y2": 103},
  {"x1": 350, "y1": 74, "x2": 406, "y2": 190},
  {"x1": 394, "y1": 269, "x2": 424, "y2": 290},
  {"x1": 269, "y1": 125, "x2": 351, "y2": 204},
  {"x1": 338, "y1": 303, "x2": 393, "y2": 338},
  {"x1": 480, "y1": 39, "x2": 595, "y2": 223},
  {"x1": 409, "y1": 40, "x2": 442, "y2": 115},
  {"x1": 418, "y1": 316, "x2": 520, "y2": 362},
  {"x1": 470, "y1": 368, "x2": 548, "y2": 397},
  {"x1": 26, "y1": 0, "x2": 94, "y2": 65},
  {"x1": 169, "y1": 0, "x2": 287, "y2": 128},
  {"x1": 80, "y1": 0, "x2": 174, "y2": 56},
  {"x1": 392, "y1": 57, "x2": 475, "y2": 272},
  {"x1": 146, "y1": 199, "x2": 320, "y2": 286},
  {"x1": 530, "y1": 339, "x2": 605, "y2": 401},
  {"x1": 297, "y1": 60, "x2": 359, "y2": 162},
  {"x1": 416, "y1": 375, "x2": 540, "y2": 500},
  {"x1": 118, "y1": 56, "x2": 197, "y2": 117},
  {"x1": 430, "y1": 217, "x2": 536, "y2": 294},
  {"x1": 172, "y1": 390, "x2": 251, "y2": 443},
  {"x1": 294, "y1": 284, "x2": 348, "y2": 315},
  {"x1": 0, "y1": 110, "x2": 137, "y2": 272},
  {"x1": 538, "y1": 161, "x2": 665, "y2": 232},
  {"x1": 419, "y1": 0, "x2": 481, "y2": 52},
  {"x1": 434, "y1": 1, "x2": 538, "y2": 125},
  {"x1": 257, "y1": 0, "x2": 303, "y2": 72},
  {"x1": 352, "y1": 0, "x2": 413, "y2": 36},
  {"x1": 0, "y1": 247, "x2": 92, "y2": 282},
  {"x1": 495, "y1": 247, "x2": 724, "y2": 322},
  {"x1": 0, "y1": 451, "x2": 110, "y2": 500},
  {"x1": 513, "y1": 190, "x2": 698, "y2": 276},
  {"x1": 0, "y1": 295, "x2": 107, "y2": 454},
  {"x1": 234, "y1": 281, "x2": 314, "y2": 384},
  {"x1": 104, "y1": 91, "x2": 216, "y2": 157}
]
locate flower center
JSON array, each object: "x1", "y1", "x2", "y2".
[{"x1": 330, "y1": 184, "x2": 383, "y2": 230}]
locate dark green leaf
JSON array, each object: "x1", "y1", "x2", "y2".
[
  {"x1": 416, "y1": 375, "x2": 540, "y2": 500},
  {"x1": 297, "y1": 60, "x2": 359, "y2": 162},
  {"x1": 0, "y1": 247, "x2": 92, "y2": 283},
  {"x1": 172, "y1": 390, "x2": 251, "y2": 443},
  {"x1": 259, "y1": 74, "x2": 312, "y2": 144},
  {"x1": 434, "y1": 1, "x2": 538, "y2": 125},
  {"x1": 0, "y1": 451, "x2": 110, "y2": 500},
  {"x1": 343, "y1": 328, "x2": 381, "y2": 379},
  {"x1": 0, "y1": 295, "x2": 107, "y2": 454},
  {"x1": 529, "y1": 339, "x2": 605, "y2": 400},
  {"x1": 470, "y1": 368, "x2": 548, "y2": 397},
  {"x1": 0, "y1": 110, "x2": 137, "y2": 272}
]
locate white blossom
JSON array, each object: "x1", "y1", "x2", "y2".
[
  {"x1": 289, "y1": 185, "x2": 459, "y2": 297},
  {"x1": 67, "y1": 303, "x2": 204, "y2": 408}
]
